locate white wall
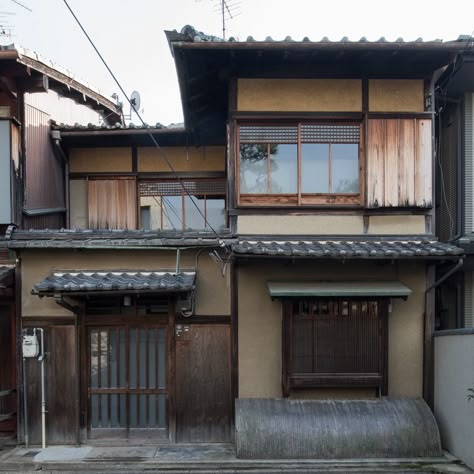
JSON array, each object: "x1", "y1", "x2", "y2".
[{"x1": 434, "y1": 331, "x2": 474, "y2": 469}]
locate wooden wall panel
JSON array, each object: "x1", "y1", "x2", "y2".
[
  {"x1": 24, "y1": 325, "x2": 77, "y2": 445},
  {"x1": 367, "y1": 118, "x2": 432, "y2": 208},
  {"x1": 88, "y1": 179, "x2": 137, "y2": 229},
  {"x1": 366, "y1": 120, "x2": 385, "y2": 207}
]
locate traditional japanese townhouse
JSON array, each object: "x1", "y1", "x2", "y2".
[
  {"x1": 432, "y1": 46, "x2": 474, "y2": 468},
  {"x1": 0, "y1": 44, "x2": 121, "y2": 445},
  {"x1": 5, "y1": 29, "x2": 471, "y2": 457}
]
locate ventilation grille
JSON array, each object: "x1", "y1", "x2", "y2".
[
  {"x1": 240, "y1": 126, "x2": 298, "y2": 143},
  {"x1": 140, "y1": 181, "x2": 226, "y2": 196},
  {"x1": 465, "y1": 272, "x2": 474, "y2": 328},
  {"x1": 301, "y1": 124, "x2": 359, "y2": 143}
]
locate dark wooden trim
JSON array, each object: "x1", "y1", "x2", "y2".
[
  {"x1": 362, "y1": 78, "x2": 369, "y2": 114},
  {"x1": 289, "y1": 375, "x2": 383, "y2": 387},
  {"x1": 230, "y1": 260, "x2": 238, "y2": 439},
  {"x1": 175, "y1": 315, "x2": 231, "y2": 324},
  {"x1": 231, "y1": 111, "x2": 364, "y2": 120},
  {"x1": 367, "y1": 112, "x2": 433, "y2": 119},
  {"x1": 167, "y1": 297, "x2": 176, "y2": 443},
  {"x1": 21, "y1": 316, "x2": 76, "y2": 327},
  {"x1": 382, "y1": 300, "x2": 389, "y2": 396},
  {"x1": 282, "y1": 300, "x2": 290, "y2": 397},
  {"x1": 228, "y1": 206, "x2": 431, "y2": 215},
  {"x1": 79, "y1": 303, "x2": 87, "y2": 441},
  {"x1": 70, "y1": 171, "x2": 226, "y2": 179},
  {"x1": 0, "y1": 289, "x2": 14, "y2": 297},
  {"x1": 131, "y1": 145, "x2": 137, "y2": 173},
  {"x1": 423, "y1": 264, "x2": 436, "y2": 408}
]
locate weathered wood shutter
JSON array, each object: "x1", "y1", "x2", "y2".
[
  {"x1": 88, "y1": 179, "x2": 136, "y2": 229},
  {"x1": 367, "y1": 118, "x2": 432, "y2": 208}
]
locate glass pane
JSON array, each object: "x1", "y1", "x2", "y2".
[
  {"x1": 149, "y1": 330, "x2": 156, "y2": 389},
  {"x1": 184, "y1": 195, "x2": 205, "y2": 230},
  {"x1": 130, "y1": 394, "x2": 137, "y2": 428},
  {"x1": 139, "y1": 329, "x2": 147, "y2": 389},
  {"x1": 101, "y1": 394, "x2": 108, "y2": 428},
  {"x1": 91, "y1": 394, "x2": 99, "y2": 428},
  {"x1": 149, "y1": 394, "x2": 156, "y2": 428},
  {"x1": 140, "y1": 206, "x2": 151, "y2": 230},
  {"x1": 158, "y1": 328, "x2": 166, "y2": 389},
  {"x1": 269, "y1": 144, "x2": 297, "y2": 193},
  {"x1": 301, "y1": 144, "x2": 329, "y2": 193},
  {"x1": 158, "y1": 394, "x2": 166, "y2": 429},
  {"x1": 119, "y1": 329, "x2": 126, "y2": 388},
  {"x1": 100, "y1": 331, "x2": 108, "y2": 388},
  {"x1": 110, "y1": 394, "x2": 119, "y2": 428},
  {"x1": 205, "y1": 197, "x2": 226, "y2": 230},
  {"x1": 239, "y1": 144, "x2": 268, "y2": 193},
  {"x1": 90, "y1": 331, "x2": 98, "y2": 389},
  {"x1": 332, "y1": 144, "x2": 359, "y2": 193},
  {"x1": 139, "y1": 394, "x2": 147, "y2": 428},
  {"x1": 110, "y1": 330, "x2": 117, "y2": 388},
  {"x1": 161, "y1": 195, "x2": 183, "y2": 230},
  {"x1": 129, "y1": 329, "x2": 137, "y2": 389}
]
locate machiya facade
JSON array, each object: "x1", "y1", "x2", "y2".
[{"x1": 5, "y1": 29, "x2": 473, "y2": 456}]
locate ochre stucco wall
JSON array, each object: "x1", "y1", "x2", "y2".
[
  {"x1": 138, "y1": 146, "x2": 225, "y2": 172},
  {"x1": 369, "y1": 79, "x2": 424, "y2": 112},
  {"x1": 20, "y1": 249, "x2": 230, "y2": 317},
  {"x1": 69, "y1": 148, "x2": 132, "y2": 173},
  {"x1": 237, "y1": 79, "x2": 362, "y2": 112},
  {"x1": 367, "y1": 215, "x2": 426, "y2": 234},
  {"x1": 238, "y1": 260, "x2": 425, "y2": 399},
  {"x1": 69, "y1": 179, "x2": 88, "y2": 229}
]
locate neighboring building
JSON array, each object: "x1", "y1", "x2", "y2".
[
  {"x1": 4, "y1": 29, "x2": 472, "y2": 456},
  {"x1": 0, "y1": 45, "x2": 121, "y2": 444},
  {"x1": 433, "y1": 48, "x2": 474, "y2": 469}
]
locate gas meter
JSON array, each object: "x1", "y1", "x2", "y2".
[{"x1": 22, "y1": 333, "x2": 40, "y2": 358}]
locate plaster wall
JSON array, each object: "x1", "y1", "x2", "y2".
[
  {"x1": 20, "y1": 249, "x2": 230, "y2": 317},
  {"x1": 238, "y1": 260, "x2": 425, "y2": 398},
  {"x1": 368, "y1": 79, "x2": 424, "y2": 112},
  {"x1": 69, "y1": 148, "x2": 132, "y2": 173}
]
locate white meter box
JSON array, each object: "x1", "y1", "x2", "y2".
[{"x1": 22, "y1": 334, "x2": 40, "y2": 358}]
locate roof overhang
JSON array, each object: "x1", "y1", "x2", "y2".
[
  {"x1": 437, "y1": 52, "x2": 474, "y2": 97},
  {"x1": 267, "y1": 280, "x2": 412, "y2": 299},
  {"x1": 166, "y1": 27, "x2": 468, "y2": 143},
  {"x1": 33, "y1": 270, "x2": 196, "y2": 297},
  {"x1": 0, "y1": 45, "x2": 122, "y2": 125}
]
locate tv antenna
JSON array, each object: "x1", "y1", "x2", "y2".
[{"x1": 196, "y1": 0, "x2": 241, "y2": 40}]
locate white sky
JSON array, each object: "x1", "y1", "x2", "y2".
[{"x1": 3, "y1": 0, "x2": 474, "y2": 125}]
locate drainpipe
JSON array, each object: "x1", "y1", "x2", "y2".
[{"x1": 424, "y1": 257, "x2": 464, "y2": 408}]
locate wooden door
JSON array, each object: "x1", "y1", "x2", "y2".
[
  {"x1": 88, "y1": 325, "x2": 168, "y2": 440},
  {"x1": 175, "y1": 324, "x2": 231, "y2": 442}
]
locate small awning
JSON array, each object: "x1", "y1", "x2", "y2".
[
  {"x1": 33, "y1": 271, "x2": 196, "y2": 296},
  {"x1": 267, "y1": 281, "x2": 412, "y2": 298}
]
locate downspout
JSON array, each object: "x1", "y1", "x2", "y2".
[{"x1": 424, "y1": 257, "x2": 464, "y2": 408}]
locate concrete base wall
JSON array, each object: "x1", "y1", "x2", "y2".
[{"x1": 434, "y1": 331, "x2": 474, "y2": 469}]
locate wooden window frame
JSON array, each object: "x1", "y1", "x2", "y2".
[
  {"x1": 282, "y1": 298, "x2": 388, "y2": 397},
  {"x1": 236, "y1": 121, "x2": 364, "y2": 207}
]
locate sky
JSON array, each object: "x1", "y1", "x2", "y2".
[{"x1": 2, "y1": 0, "x2": 474, "y2": 125}]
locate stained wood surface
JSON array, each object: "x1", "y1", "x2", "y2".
[
  {"x1": 0, "y1": 305, "x2": 15, "y2": 434},
  {"x1": 25, "y1": 325, "x2": 77, "y2": 444},
  {"x1": 367, "y1": 118, "x2": 432, "y2": 208},
  {"x1": 175, "y1": 324, "x2": 231, "y2": 442},
  {"x1": 88, "y1": 179, "x2": 137, "y2": 229}
]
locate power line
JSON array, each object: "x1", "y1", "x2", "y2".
[{"x1": 62, "y1": 0, "x2": 222, "y2": 239}]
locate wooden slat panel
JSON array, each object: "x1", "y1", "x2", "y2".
[
  {"x1": 384, "y1": 120, "x2": 399, "y2": 206},
  {"x1": 367, "y1": 119, "x2": 385, "y2": 207},
  {"x1": 415, "y1": 119, "x2": 432, "y2": 207},
  {"x1": 398, "y1": 119, "x2": 416, "y2": 206},
  {"x1": 88, "y1": 179, "x2": 137, "y2": 229}
]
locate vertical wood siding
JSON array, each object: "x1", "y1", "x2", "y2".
[
  {"x1": 367, "y1": 118, "x2": 432, "y2": 208},
  {"x1": 88, "y1": 179, "x2": 137, "y2": 229}
]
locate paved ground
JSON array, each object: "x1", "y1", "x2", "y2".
[{"x1": 0, "y1": 444, "x2": 472, "y2": 473}]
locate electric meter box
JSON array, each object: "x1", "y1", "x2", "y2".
[{"x1": 22, "y1": 334, "x2": 40, "y2": 358}]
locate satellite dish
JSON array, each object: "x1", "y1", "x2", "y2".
[{"x1": 130, "y1": 90, "x2": 141, "y2": 112}]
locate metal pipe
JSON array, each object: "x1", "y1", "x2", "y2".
[
  {"x1": 426, "y1": 258, "x2": 464, "y2": 292},
  {"x1": 37, "y1": 328, "x2": 46, "y2": 449},
  {"x1": 22, "y1": 354, "x2": 28, "y2": 448},
  {"x1": 175, "y1": 248, "x2": 181, "y2": 274}
]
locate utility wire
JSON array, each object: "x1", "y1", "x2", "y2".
[{"x1": 62, "y1": 0, "x2": 221, "y2": 239}]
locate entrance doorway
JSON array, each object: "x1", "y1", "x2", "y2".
[{"x1": 88, "y1": 325, "x2": 168, "y2": 440}]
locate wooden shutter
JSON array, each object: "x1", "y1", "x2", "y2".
[
  {"x1": 367, "y1": 118, "x2": 432, "y2": 208},
  {"x1": 88, "y1": 179, "x2": 136, "y2": 229}
]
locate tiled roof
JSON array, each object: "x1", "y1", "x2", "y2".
[
  {"x1": 173, "y1": 25, "x2": 472, "y2": 46},
  {"x1": 232, "y1": 240, "x2": 463, "y2": 259},
  {"x1": 53, "y1": 122, "x2": 185, "y2": 132},
  {"x1": 33, "y1": 271, "x2": 196, "y2": 295}
]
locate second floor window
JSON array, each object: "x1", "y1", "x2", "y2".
[
  {"x1": 238, "y1": 122, "x2": 361, "y2": 206},
  {"x1": 139, "y1": 180, "x2": 226, "y2": 231}
]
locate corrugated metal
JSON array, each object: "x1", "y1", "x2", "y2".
[
  {"x1": 439, "y1": 104, "x2": 458, "y2": 241},
  {"x1": 464, "y1": 272, "x2": 474, "y2": 328},
  {"x1": 465, "y1": 93, "x2": 474, "y2": 234},
  {"x1": 24, "y1": 103, "x2": 65, "y2": 229}
]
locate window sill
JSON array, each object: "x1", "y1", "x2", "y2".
[
  {"x1": 239, "y1": 194, "x2": 361, "y2": 206},
  {"x1": 289, "y1": 373, "x2": 382, "y2": 388}
]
